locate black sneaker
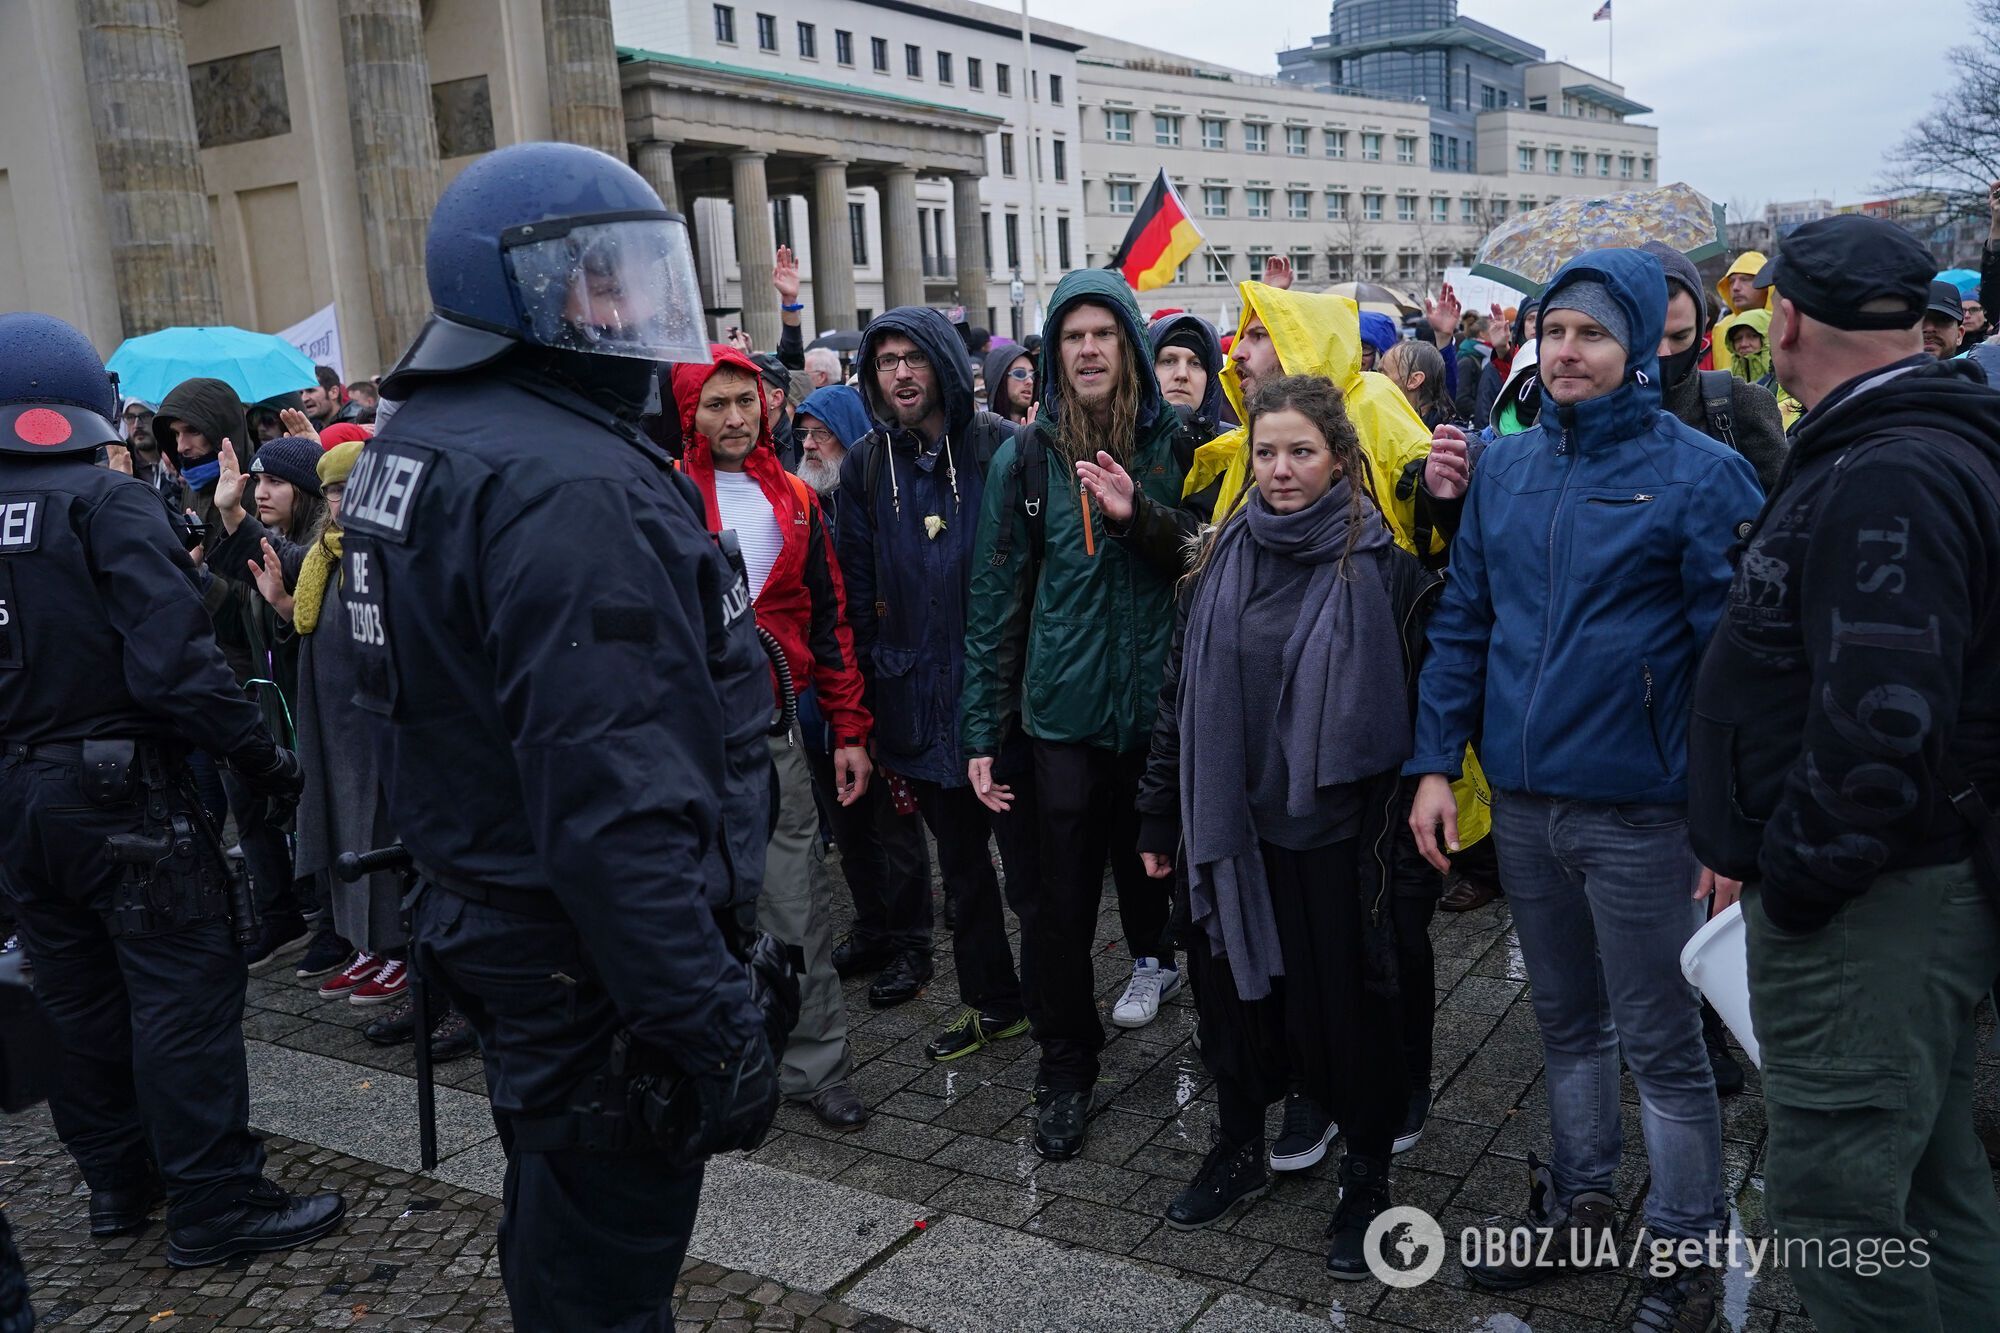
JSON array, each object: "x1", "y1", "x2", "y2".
[
  {"x1": 831, "y1": 934, "x2": 895, "y2": 979},
  {"x1": 1701, "y1": 1003, "x2": 1744, "y2": 1097},
  {"x1": 1325, "y1": 1152, "x2": 1393, "y2": 1280},
  {"x1": 1628, "y1": 1258, "x2": 1722, "y2": 1332},
  {"x1": 926, "y1": 1009, "x2": 1029, "y2": 1061},
  {"x1": 363, "y1": 998, "x2": 420, "y2": 1046},
  {"x1": 1394, "y1": 1087, "x2": 1432, "y2": 1155},
  {"x1": 867, "y1": 952, "x2": 932, "y2": 1008},
  {"x1": 1032, "y1": 1085, "x2": 1103, "y2": 1160},
  {"x1": 242, "y1": 914, "x2": 309, "y2": 969},
  {"x1": 294, "y1": 928, "x2": 352, "y2": 979},
  {"x1": 1463, "y1": 1152, "x2": 1621, "y2": 1292},
  {"x1": 165, "y1": 1180, "x2": 346, "y2": 1268},
  {"x1": 1165, "y1": 1137, "x2": 1270, "y2": 1230},
  {"x1": 1269, "y1": 1093, "x2": 1338, "y2": 1172},
  {"x1": 427, "y1": 1010, "x2": 478, "y2": 1062}
]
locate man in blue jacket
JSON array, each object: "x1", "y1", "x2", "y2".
[{"x1": 1406, "y1": 248, "x2": 1762, "y2": 1330}]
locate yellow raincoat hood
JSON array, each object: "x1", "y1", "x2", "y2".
[
  {"x1": 1711, "y1": 251, "x2": 1772, "y2": 378},
  {"x1": 1181, "y1": 282, "x2": 1435, "y2": 554}
]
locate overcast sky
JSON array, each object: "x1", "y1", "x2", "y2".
[{"x1": 1029, "y1": 0, "x2": 1972, "y2": 216}]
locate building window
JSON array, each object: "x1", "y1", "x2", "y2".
[
  {"x1": 1399, "y1": 251, "x2": 1421, "y2": 281},
  {"x1": 937, "y1": 51, "x2": 952, "y2": 83},
  {"x1": 1481, "y1": 83, "x2": 1499, "y2": 109},
  {"x1": 981, "y1": 210, "x2": 993, "y2": 269},
  {"x1": 1205, "y1": 250, "x2": 1233, "y2": 284},
  {"x1": 1528, "y1": 95, "x2": 1548, "y2": 111},
  {"x1": 1461, "y1": 196, "x2": 1479, "y2": 223},
  {"x1": 999, "y1": 132, "x2": 1015, "y2": 176},
  {"x1": 1363, "y1": 192, "x2": 1383, "y2": 221},
  {"x1": 1571, "y1": 150, "x2": 1587, "y2": 176},
  {"x1": 1642, "y1": 156, "x2": 1653, "y2": 179},
  {"x1": 1361, "y1": 132, "x2": 1382, "y2": 161},
  {"x1": 1397, "y1": 194, "x2": 1416, "y2": 222},
  {"x1": 1287, "y1": 189, "x2": 1310, "y2": 220},
  {"x1": 1244, "y1": 122, "x2": 1268, "y2": 153},
  {"x1": 1596, "y1": 152, "x2": 1612, "y2": 177},
  {"x1": 834, "y1": 29, "x2": 853, "y2": 64},
  {"x1": 996, "y1": 62, "x2": 1010, "y2": 95},
  {"x1": 1449, "y1": 137, "x2": 1461, "y2": 171},
  {"x1": 772, "y1": 197, "x2": 792, "y2": 249},
  {"x1": 1619, "y1": 153, "x2": 1634, "y2": 178},
  {"x1": 967, "y1": 55, "x2": 981, "y2": 88},
  {"x1": 1247, "y1": 188, "x2": 1270, "y2": 219},
  {"x1": 904, "y1": 43, "x2": 922, "y2": 77},
  {"x1": 756, "y1": 13, "x2": 777, "y2": 51},
  {"x1": 1105, "y1": 109, "x2": 1133, "y2": 143},
  {"x1": 1325, "y1": 190, "x2": 1347, "y2": 220},
  {"x1": 1430, "y1": 132, "x2": 1444, "y2": 169},
  {"x1": 1202, "y1": 185, "x2": 1228, "y2": 218},
  {"x1": 1517, "y1": 145, "x2": 1535, "y2": 172},
  {"x1": 1107, "y1": 181, "x2": 1137, "y2": 215},
  {"x1": 1247, "y1": 247, "x2": 1272, "y2": 277},
  {"x1": 1051, "y1": 138, "x2": 1066, "y2": 181},
  {"x1": 1201, "y1": 118, "x2": 1226, "y2": 150},
  {"x1": 1004, "y1": 213, "x2": 1020, "y2": 268},
  {"x1": 1546, "y1": 148, "x2": 1562, "y2": 175},
  {"x1": 848, "y1": 201, "x2": 868, "y2": 265},
  {"x1": 1431, "y1": 196, "x2": 1449, "y2": 223},
  {"x1": 1291, "y1": 250, "x2": 1313, "y2": 282},
  {"x1": 1285, "y1": 125, "x2": 1308, "y2": 156},
  {"x1": 1050, "y1": 74, "x2": 1063, "y2": 104},
  {"x1": 1364, "y1": 251, "x2": 1386, "y2": 279},
  {"x1": 1154, "y1": 114, "x2": 1181, "y2": 147},
  {"x1": 1328, "y1": 250, "x2": 1352, "y2": 280},
  {"x1": 1325, "y1": 129, "x2": 1347, "y2": 158},
  {"x1": 713, "y1": 4, "x2": 735, "y2": 44},
  {"x1": 1396, "y1": 135, "x2": 1416, "y2": 164},
  {"x1": 1034, "y1": 134, "x2": 1044, "y2": 181},
  {"x1": 871, "y1": 37, "x2": 888, "y2": 72},
  {"x1": 1057, "y1": 216, "x2": 1072, "y2": 269},
  {"x1": 796, "y1": 21, "x2": 816, "y2": 57}
]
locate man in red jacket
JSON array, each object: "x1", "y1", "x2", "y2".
[{"x1": 674, "y1": 346, "x2": 875, "y2": 1131}]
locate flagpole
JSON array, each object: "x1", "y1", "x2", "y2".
[{"x1": 1608, "y1": 10, "x2": 1614, "y2": 80}]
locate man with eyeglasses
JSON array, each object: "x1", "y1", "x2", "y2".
[
  {"x1": 836, "y1": 309, "x2": 1033, "y2": 1060},
  {"x1": 982, "y1": 344, "x2": 1036, "y2": 426}
]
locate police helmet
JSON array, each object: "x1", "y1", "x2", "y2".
[
  {"x1": 0, "y1": 312, "x2": 121, "y2": 456},
  {"x1": 386, "y1": 141, "x2": 710, "y2": 391}
]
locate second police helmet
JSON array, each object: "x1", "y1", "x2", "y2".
[{"x1": 0, "y1": 312, "x2": 123, "y2": 456}]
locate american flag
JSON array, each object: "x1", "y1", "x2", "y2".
[{"x1": 1593, "y1": 1, "x2": 1612, "y2": 18}]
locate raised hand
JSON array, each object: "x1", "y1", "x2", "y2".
[
  {"x1": 214, "y1": 438, "x2": 248, "y2": 532},
  {"x1": 1074, "y1": 451, "x2": 1136, "y2": 524},
  {"x1": 1261, "y1": 254, "x2": 1294, "y2": 291},
  {"x1": 249, "y1": 537, "x2": 295, "y2": 622},
  {"x1": 1424, "y1": 425, "x2": 1471, "y2": 501},
  {"x1": 1426, "y1": 283, "x2": 1462, "y2": 339},
  {"x1": 279, "y1": 407, "x2": 319, "y2": 443},
  {"x1": 773, "y1": 245, "x2": 801, "y2": 304}
]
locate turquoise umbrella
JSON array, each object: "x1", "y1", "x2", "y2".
[
  {"x1": 1937, "y1": 268, "x2": 1981, "y2": 298},
  {"x1": 108, "y1": 325, "x2": 318, "y2": 406}
]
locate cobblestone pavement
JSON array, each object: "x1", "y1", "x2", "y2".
[{"x1": 12, "y1": 855, "x2": 2000, "y2": 1330}]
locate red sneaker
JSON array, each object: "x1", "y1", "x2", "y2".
[
  {"x1": 348, "y1": 957, "x2": 409, "y2": 1007},
  {"x1": 317, "y1": 952, "x2": 381, "y2": 999}
]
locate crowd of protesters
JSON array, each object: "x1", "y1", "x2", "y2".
[{"x1": 7, "y1": 178, "x2": 2000, "y2": 1333}]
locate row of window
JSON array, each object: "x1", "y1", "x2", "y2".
[
  {"x1": 1102, "y1": 111, "x2": 1419, "y2": 163},
  {"x1": 1102, "y1": 180, "x2": 1566, "y2": 224},
  {"x1": 715, "y1": 4, "x2": 1062, "y2": 100},
  {"x1": 774, "y1": 197, "x2": 1075, "y2": 274},
  {"x1": 994, "y1": 132, "x2": 1066, "y2": 182},
  {"x1": 1144, "y1": 247, "x2": 1478, "y2": 286},
  {"x1": 1514, "y1": 145, "x2": 1654, "y2": 180}
]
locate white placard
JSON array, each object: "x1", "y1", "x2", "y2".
[
  {"x1": 278, "y1": 303, "x2": 344, "y2": 380},
  {"x1": 1442, "y1": 267, "x2": 1534, "y2": 313}
]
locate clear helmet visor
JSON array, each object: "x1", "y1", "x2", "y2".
[{"x1": 505, "y1": 216, "x2": 711, "y2": 364}]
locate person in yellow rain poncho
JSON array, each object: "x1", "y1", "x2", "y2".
[
  {"x1": 1713, "y1": 307, "x2": 1802, "y2": 426},
  {"x1": 1710, "y1": 251, "x2": 1771, "y2": 378}
]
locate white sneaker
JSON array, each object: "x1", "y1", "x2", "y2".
[{"x1": 1111, "y1": 957, "x2": 1181, "y2": 1029}]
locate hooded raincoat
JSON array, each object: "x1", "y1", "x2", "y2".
[
  {"x1": 959, "y1": 269, "x2": 1185, "y2": 758},
  {"x1": 1712, "y1": 251, "x2": 1772, "y2": 378},
  {"x1": 1147, "y1": 312, "x2": 1226, "y2": 438},
  {"x1": 981, "y1": 343, "x2": 1036, "y2": 424},
  {"x1": 796, "y1": 384, "x2": 871, "y2": 450},
  {"x1": 1715, "y1": 308, "x2": 1775, "y2": 387},
  {"x1": 1181, "y1": 283, "x2": 1435, "y2": 555}
]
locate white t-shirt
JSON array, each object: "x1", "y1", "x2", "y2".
[{"x1": 713, "y1": 468, "x2": 785, "y2": 602}]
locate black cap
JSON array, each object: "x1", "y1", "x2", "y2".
[
  {"x1": 1926, "y1": 279, "x2": 1966, "y2": 323},
  {"x1": 749, "y1": 352, "x2": 790, "y2": 390},
  {"x1": 1752, "y1": 214, "x2": 1933, "y2": 331}
]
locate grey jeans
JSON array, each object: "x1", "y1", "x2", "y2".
[{"x1": 761, "y1": 732, "x2": 852, "y2": 1100}]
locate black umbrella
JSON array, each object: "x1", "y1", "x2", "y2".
[{"x1": 808, "y1": 330, "x2": 863, "y2": 353}]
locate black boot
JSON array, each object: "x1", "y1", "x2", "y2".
[
  {"x1": 867, "y1": 952, "x2": 932, "y2": 1008},
  {"x1": 1325, "y1": 1152, "x2": 1393, "y2": 1280},
  {"x1": 88, "y1": 1167, "x2": 165, "y2": 1238},
  {"x1": 165, "y1": 1179, "x2": 346, "y2": 1268},
  {"x1": 1701, "y1": 1002, "x2": 1744, "y2": 1096},
  {"x1": 1165, "y1": 1136, "x2": 1270, "y2": 1230}
]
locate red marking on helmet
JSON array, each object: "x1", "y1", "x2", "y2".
[{"x1": 15, "y1": 408, "x2": 72, "y2": 447}]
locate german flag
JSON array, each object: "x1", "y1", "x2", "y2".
[{"x1": 1107, "y1": 170, "x2": 1203, "y2": 293}]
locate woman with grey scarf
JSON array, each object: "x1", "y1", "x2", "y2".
[{"x1": 1133, "y1": 375, "x2": 1443, "y2": 1282}]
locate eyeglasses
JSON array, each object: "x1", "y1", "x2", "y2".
[
  {"x1": 872, "y1": 350, "x2": 930, "y2": 373},
  {"x1": 799, "y1": 427, "x2": 840, "y2": 445},
  {"x1": 1005, "y1": 367, "x2": 1033, "y2": 380}
]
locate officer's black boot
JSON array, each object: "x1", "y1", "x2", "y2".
[
  {"x1": 88, "y1": 1165, "x2": 165, "y2": 1238},
  {"x1": 165, "y1": 1179, "x2": 346, "y2": 1268}
]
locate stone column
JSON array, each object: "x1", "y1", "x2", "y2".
[
  {"x1": 542, "y1": 0, "x2": 623, "y2": 156},
  {"x1": 75, "y1": 0, "x2": 224, "y2": 334},
  {"x1": 730, "y1": 151, "x2": 779, "y2": 350},
  {"x1": 336, "y1": 0, "x2": 441, "y2": 364},
  {"x1": 634, "y1": 140, "x2": 680, "y2": 212},
  {"x1": 879, "y1": 166, "x2": 923, "y2": 312},
  {"x1": 950, "y1": 172, "x2": 988, "y2": 319},
  {"x1": 808, "y1": 159, "x2": 857, "y2": 333}
]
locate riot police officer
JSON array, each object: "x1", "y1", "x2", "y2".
[
  {"x1": 340, "y1": 142, "x2": 783, "y2": 1331},
  {"x1": 0, "y1": 313, "x2": 343, "y2": 1265}
]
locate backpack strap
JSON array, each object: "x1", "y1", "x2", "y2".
[
  {"x1": 988, "y1": 421, "x2": 1046, "y2": 574},
  {"x1": 1698, "y1": 369, "x2": 1737, "y2": 447}
]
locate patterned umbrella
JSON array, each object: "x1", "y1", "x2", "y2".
[
  {"x1": 1472, "y1": 182, "x2": 1727, "y2": 296},
  {"x1": 1323, "y1": 281, "x2": 1421, "y2": 317}
]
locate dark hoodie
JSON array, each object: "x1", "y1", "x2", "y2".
[
  {"x1": 982, "y1": 342, "x2": 1035, "y2": 425},
  {"x1": 1146, "y1": 312, "x2": 1225, "y2": 449},
  {"x1": 1643, "y1": 241, "x2": 1790, "y2": 492},
  {"x1": 1690, "y1": 355, "x2": 2000, "y2": 933},
  {"x1": 838, "y1": 306, "x2": 1013, "y2": 785},
  {"x1": 153, "y1": 377, "x2": 254, "y2": 528}
]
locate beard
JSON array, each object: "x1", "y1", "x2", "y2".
[
  {"x1": 1053, "y1": 359, "x2": 1142, "y2": 467},
  {"x1": 798, "y1": 454, "x2": 842, "y2": 498}
]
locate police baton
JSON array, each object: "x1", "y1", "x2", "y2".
[{"x1": 334, "y1": 843, "x2": 439, "y2": 1170}]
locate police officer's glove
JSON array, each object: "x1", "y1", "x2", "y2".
[
  {"x1": 653, "y1": 1030, "x2": 780, "y2": 1168},
  {"x1": 745, "y1": 932, "x2": 803, "y2": 1061},
  {"x1": 231, "y1": 743, "x2": 305, "y2": 823}
]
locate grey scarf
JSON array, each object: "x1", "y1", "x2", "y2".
[{"x1": 1178, "y1": 481, "x2": 1412, "y2": 1000}]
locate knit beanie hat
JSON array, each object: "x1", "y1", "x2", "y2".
[
  {"x1": 1541, "y1": 280, "x2": 1630, "y2": 354},
  {"x1": 318, "y1": 439, "x2": 364, "y2": 489},
  {"x1": 1157, "y1": 325, "x2": 1210, "y2": 361},
  {"x1": 250, "y1": 435, "x2": 324, "y2": 495}
]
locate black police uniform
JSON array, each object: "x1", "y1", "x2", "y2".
[
  {"x1": 341, "y1": 367, "x2": 776, "y2": 1330},
  {"x1": 0, "y1": 446, "x2": 283, "y2": 1229}
]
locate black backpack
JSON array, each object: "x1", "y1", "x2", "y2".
[{"x1": 1698, "y1": 369, "x2": 1738, "y2": 448}]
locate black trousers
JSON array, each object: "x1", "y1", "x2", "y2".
[
  {"x1": 804, "y1": 747, "x2": 932, "y2": 958},
  {"x1": 411, "y1": 884, "x2": 701, "y2": 1332},
  {"x1": 1023, "y1": 741, "x2": 1170, "y2": 1090},
  {"x1": 908, "y1": 779, "x2": 1024, "y2": 1022},
  {"x1": 0, "y1": 750, "x2": 263, "y2": 1227}
]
